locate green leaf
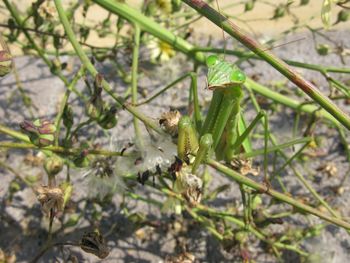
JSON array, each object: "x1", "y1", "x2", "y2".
[{"x1": 321, "y1": 0, "x2": 332, "y2": 29}]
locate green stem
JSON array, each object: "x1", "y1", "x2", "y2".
[
  {"x1": 0, "y1": 141, "x2": 128, "y2": 157},
  {"x1": 237, "y1": 137, "x2": 311, "y2": 159},
  {"x1": 244, "y1": 79, "x2": 339, "y2": 125},
  {"x1": 131, "y1": 25, "x2": 143, "y2": 145},
  {"x1": 53, "y1": 0, "x2": 162, "y2": 133},
  {"x1": 0, "y1": 124, "x2": 30, "y2": 143},
  {"x1": 207, "y1": 158, "x2": 350, "y2": 230},
  {"x1": 54, "y1": 66, "x2": 85, "y2": 145}
]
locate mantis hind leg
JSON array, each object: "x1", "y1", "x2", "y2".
[{"x1": 221, "y1": 110, "x2": 267, "y2": 165}]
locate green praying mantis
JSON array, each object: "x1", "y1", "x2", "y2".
[{"x1": 175, "y1": 54, "x2": 265, "y2": 172}]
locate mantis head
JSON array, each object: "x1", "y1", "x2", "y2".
[{"x1": 206, "y1": 55, "x2": 246, "y2": 89}]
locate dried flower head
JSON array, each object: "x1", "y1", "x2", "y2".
[
  {"x1": 165, "y1": 252, "x2": 195, "y2": 263},
  {"x1": 38, "y1": 2, "x2": 56, "y2": 20},
  {"x1": 159, "y1": 110, "x2": 182, "y2": 136},
  {"x1": 80, "y1": 231, "x2": 109, "y2": 259},
  {"x1": 316, "y1": 162, "x2": 338, "y2": 177},
  {"x1": 231, "y1": 158, "x2": 259, "y2": 176},
  {"x1": 36, "y1": 186, "x2": 64, "y2": 214},
  {"x1": 0, "y1": 248, "x2": 16, "y2": 263},
  {"x1": 24, "y1": 152, "x2": 45, "y2": 166},
  {"x1": 175, "y1": 163, "x2": 203, "y2": 206}
]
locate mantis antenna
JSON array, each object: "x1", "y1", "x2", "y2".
[{"x1": 215, "y1": 0, "x2": 226, "y2": 58}]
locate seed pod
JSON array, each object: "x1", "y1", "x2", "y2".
[
  {"x1": 73, "y1": 149, "x2": 90, "y2": 168},
  {"x1": 171, "y1": 0, "x2": 182, "y2": 12},
  {"x1": 63, "y1": 105, "x2": 74, "y2": 129},
  {"x1": 177, "y1": 116, "x2": 199, "y2": 161},
  {"x1": 272, "y1": 6, "x2": 285, "y2": 19},
  {"x1": 244, "y1": 1, "x2": 254, "y2": 12},
  {"x1": 44, "y1": 155, "x2": 64, "y2": 176},
  {"x1": 20, "y1": 119, "x2": 56, "y2": 147},
  {"x1": 335, "y1": 10, "x2": 349, "y2": 24},
  {"x1": 316, "y1": 44, "x2": 330, "y2": 56},
  {"x1": 86, "y1": 89, "x2": 103, "y2": 120},
  {"x1": 97, "y1": 105, "x2": 118, "y2": 129},
  {"x1": 80, "y1": 231, "x2": 109, "y2": 259},
  {"x1": 86, "y1": 74, "x2": 104, "y2": 120}
]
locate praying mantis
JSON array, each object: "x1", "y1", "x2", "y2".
[{"x1": 174, "y1": 54, "x2": 265, "y2": 171}]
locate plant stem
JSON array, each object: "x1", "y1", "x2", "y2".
[
  {"x1": 0, "y1": 141, "x2": 128, "y2": 157},
  {"x1": 54, "y1": 0, "x2": 162, "y2": 133},
  {"x1": 131, "y1": 25, "x2": 143, "y2": 144},
  {"x1": 0, "y1": 123, "x2": 30, "y2": 142},
  {"x1": 54, "y1": 66, "x2": 85, "y2": 146},
  {"x1": 207, "y1": 158, "x2": 350, "y2": 230}
]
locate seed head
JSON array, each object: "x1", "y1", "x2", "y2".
[
  {"x1": 174, "y1": 163, "x2": 203, "y2": 206},
  {"x1": 36, "y1": 186, "x2": 64, "y2": 215},
  {"x1": 159, "y1": 110, "x2": 181, "y2": 136}
]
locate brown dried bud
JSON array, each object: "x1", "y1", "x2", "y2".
[
  {"x1": 36, "y1": 186, "x2": 64, "y2": 214},
  {"x1": 159, "y1": 110, "x2": 181, "y2": 136},
  {"x1": 80, "y1": 231, "x2": 109, "y2": 259},
  {"x1": 230, "y1": 158, "x2": 259, "y2": 176}
]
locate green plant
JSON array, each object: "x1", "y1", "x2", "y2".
[{"x1": 1, "y1": 0, "x2": 350, "y2": 261}]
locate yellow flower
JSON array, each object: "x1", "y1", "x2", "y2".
[
  {"x1": 148, "y1": 37, "x2": 176, "y2": 62},
  {"x1": 156, "y1": 0, "x2": 172, "y2": 14}
]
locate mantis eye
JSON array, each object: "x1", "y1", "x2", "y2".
[
  {"x1": 230, "y1": 69, "x2": 246, "y2": 83},
  {"x1": 206, "y1": 55, "x2": 218, "y2": 67}
]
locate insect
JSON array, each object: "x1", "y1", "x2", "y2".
[{"x1": 175, "y1": 54, "x2": 256, "y2": 168}]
